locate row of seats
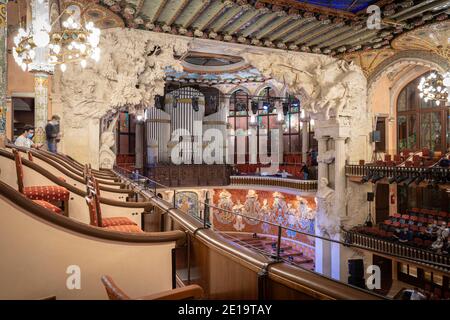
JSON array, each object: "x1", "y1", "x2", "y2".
[{"x1": 363, "y1": 148, "x2": 448, "y2": 168}]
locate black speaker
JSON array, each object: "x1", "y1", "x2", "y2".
[
  {"x1": 348, "y1": 276, "x2": 366, "y2": 289},
  {"x1": 154, "y1": 95, "x2": 163, "y2": 109},
  {"x1": 251, "y1": 100, "x2": 258, "y2": 115},
  {"x1": 348, "y1": 259, "x2": 364, "y2": 278},
  {"x1": 367, "y1": 192, "x2": 374, "y2": 202},
  {"x1": 282, "y1": 102, "x2": 289, "y2": 116},
  {"x1": 192, "y1": 96, "x2": 199, "y2": 112}
]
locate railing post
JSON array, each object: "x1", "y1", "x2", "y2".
[
  {"x1": 276, "y1": 226, "x2": 282, "y2": 261},
  {"x1": 173, "y1": 189, "x2": 176, "y2": 208}
]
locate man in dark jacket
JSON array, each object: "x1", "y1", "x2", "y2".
[{"x1": 45, "y1": 115, "x2": 60, "y2": 153}]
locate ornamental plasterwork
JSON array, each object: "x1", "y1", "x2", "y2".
[
  {"x1": 392, "y1": 20, "x2": 450, "y2": 62},
  {"x1": 343, "y1": 49, "x2": 396, "y2": 78},
  {"x1": 59, "y1": 28, "x2": 188, "y2": 128},
  {"x1": 61, "y1": 0, "x2": 124, "y2": 29}
]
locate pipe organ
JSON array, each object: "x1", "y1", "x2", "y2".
[{"x1": 145, "y1": 87, "x2": 227, "y2": 166}]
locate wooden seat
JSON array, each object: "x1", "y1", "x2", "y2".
[
  {"x1": 13, "y1": 148, "x2": 70, "y2": 216},
  {"x1": 101, "y1": 275, "x2": 203, "y2": 300}
]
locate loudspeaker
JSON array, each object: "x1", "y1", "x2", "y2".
[
  {"x1": 282, "y1": 102, "x2": 289, "y2": 116},
  {"x1": 372, "y1": 130, "x2": 381, "y2": 142},
  {"x1": 367, "y1": 192, "x2": 374, "y2": 202},
  {"x1": 192, "y1": 96, "x2": 199, "y2": 112},
  {"x1": 348, "y1": 259, "x2": 364, "y2": 278},
  {"x1": 154, "y1": 95, "x2": 163, "y2": 109},
  {"x1": 251, "y1": 101, "x2": 259, "y2": 115}
]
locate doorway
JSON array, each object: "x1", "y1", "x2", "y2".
[
  {"x1": 12, "y1": 97, "x2": 35, "y2": 141},
  {"x1": 373, "y1": 254, "x2": 393, "y2": 294}
]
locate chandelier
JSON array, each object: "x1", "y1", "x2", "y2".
[
  {"x1": 12, "y1": 5, "x2": 101, "y2": 73},
  {"x1": 418, "y1": 72, "x2": 449, "y2": 106}
]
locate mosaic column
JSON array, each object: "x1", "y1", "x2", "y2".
[
  {"x1": 301, "y1": 118, "x2": 309, "y2": 164},
  {"x1": 135, "y1": 121, "x2": 144, "y2": 172},
  {"x1": 0, "y1": 1, "x2": 7, "y2": 147},
  {"x1": 33, "y1": 73, "x2": 49, "y2": 145}
]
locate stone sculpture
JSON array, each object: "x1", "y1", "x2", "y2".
[
  {"x1": 99, "y1": 113, "x2": 119, "y2": 169},
  {"x1": 315, "y1": 177, "x2": 340, "y2": 238}
]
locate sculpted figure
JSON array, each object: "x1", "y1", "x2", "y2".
[
  {"x1": 215, "y1": 189, "x2": 234, "y2": 224},
  {"x1": 315, "y1": 177, "x2": 339, "y2": 237},
  {"x1": 99, "y1": 114, "x2": 119, "y2": 169},
  {"x1": 243, "y1": 190, "x2": 260, "y2": 225}
]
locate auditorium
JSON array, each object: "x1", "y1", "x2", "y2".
[{"x1": 0, "y1": 0, "x2": 449, "y2": 301}]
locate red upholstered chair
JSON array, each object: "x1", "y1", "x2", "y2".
[
  {"x1": 100, "y1": 275, "x2": 203, "y2": 300},
  {"x1": 13, "y1": 148, "x2": 70, "y2": 216},
  {"x1": 85, "y1": 186, "x2": 140, "y2": 232},
  {"x1": 32, "y1": 199, "x2": 63, "y2": 214}
]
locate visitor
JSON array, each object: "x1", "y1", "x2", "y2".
[
  {"x1": 300, "y1": 162, "x2": 310, "y2": 180},
  {"x1": 14, "y1": 125, "x2": 41, "y2": 149},
  {"x1": 45, "y1": 115, "x2": 60, "y2": 153},
  {"x1": 309, "y1": 148, "x2": 318, "y2": 166}
]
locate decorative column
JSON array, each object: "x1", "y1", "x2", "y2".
[
  {"x1": 317, "y1": 136, "x2": 328, "y2": 181},
  {"x1": 33, "y1": 73, "x2": 49, "y2": 145},
  {"x1": 0, "y1": 1, "x2": 7, "y2": 148},
  {"x1": 331, "y1": 136, "x2": 347, "y2": 281},
  {"x1": 29, "y1": 0, "x2": 53, "y2": 146},
  {"x1": 135, "y1": 121, "x2": 144, "y2": 172},
  {"x1": 301, "y1": 118, "x2": 309, "y2": 163}
]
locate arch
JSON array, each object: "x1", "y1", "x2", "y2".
[
  {"x1": 368, "y1": 50, "x2": 450, "y2": 95},
  {"x1": 254, "y1": 83, "x2": 280, "y2": 97},
  {"x1": 226, "y1": 85, "x2": 251, "y2": 96}
]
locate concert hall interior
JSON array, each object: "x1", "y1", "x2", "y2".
[{"x1": 1, "y1": 0, "x2": 450, "y2": 301}]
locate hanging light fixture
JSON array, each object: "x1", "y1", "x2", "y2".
[
  {"x1": 12, "y1": 4, "x2": 101, "y2": 73},
  {"x1": 418, "y1": 72, "x2": 449, "y2": 106}
]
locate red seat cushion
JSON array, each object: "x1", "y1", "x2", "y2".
[
  {"x1": 104, "y1": 225, "x2": 143, "y2": 233},
  {"x1": 101, "y1": 217, "x2": 137, "y2": 227},
  {"x1": 24, "y1": 185, "x2": 70, "y2": 202},
  {"x1": 32, "y1": 200, "x2": 62, "y2": 214}
]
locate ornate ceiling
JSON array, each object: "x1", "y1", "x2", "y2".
[{"x1": 94, "y1": 0, "x2": 449, "y2": 56}]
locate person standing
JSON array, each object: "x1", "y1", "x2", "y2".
[
  {"x1": 45, "y1": 115, "x2": 60, "y2": 153},
  {"x1": 14, "y1": 125, "x2": 41, "y2": 149}
]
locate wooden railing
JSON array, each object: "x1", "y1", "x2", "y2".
[
  {"x1": 343, "y1": 230, "x2": 450, "y2": 271},
  {"x1": 230, "y1": 175, "x2": 317, "y2": 192}
]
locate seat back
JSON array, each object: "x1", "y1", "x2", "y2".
[
  {"x1": 100, "y1": 275, "x2": 131, "y2": 300},
  {"x1": 84, "y1": 190, "x2": 100, "y2": 227},
  {"x1": 12, "y1": 148, "x2": 25, "y2": 193},
  {"x1": 27, "y1": 151, "x2": 33, "y2": 162}
]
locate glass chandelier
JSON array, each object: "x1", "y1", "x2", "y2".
[
  {"x1": 418, "y1": 72, "x2": 449, "y2": 106},
  {"x1": 12, "y1": 5, "x2": 101, "y2": 73}
]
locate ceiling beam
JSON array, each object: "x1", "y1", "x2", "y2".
[
  {"x1": 254, "y1": 15, "x2": 292, "y2": 40},
  {"x1": 241, "y1": 13, "x2": 279, "y2": 38},
  {"x1": 180, "y1": 0, "x2": 212, "y2": 29},
  {"x1": 306, "y1": 25, "x2": 351, "y2": 47},
  {"x1": 166, "y1": 0, "x2": 190, "y2": 26},
  {"x1": 209, "y1": 6, "x2": 242, "y2": 32},
  {"x1": 294, "y1": 23, "x2": 338, "y2": 46},
  {"x1": 192, "y1": 1, "x2": 232, "y2": 31},
  {"x1": 269, "y1": 18, "x2": 314, "y2": 42},
  {"x1": 281, "y1": 20, "x2": 321, "y2": 43},
  {"x1": 328, "y1": 30, "x2": 379, "y2": 50},
  {"x1": 149, "y1": 0, "x2": 168, "y2": 23},
  {"x1": 223, "y1": 8, "x2": 261, "y2": 35}
]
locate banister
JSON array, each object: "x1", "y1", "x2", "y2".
[{"x1": 0, "y1": 180, "x2": 185, "y2": 243}]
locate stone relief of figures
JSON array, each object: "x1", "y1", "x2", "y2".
[
  {"x1": 315, "y1": 177, "x2": 340, "y2": 238},
  {"x1": 212, "y1": 189, "x2": 315, "y2": 234},
  {"x1": 99, "y1": 113, "x2": 119, "y2": 169}
]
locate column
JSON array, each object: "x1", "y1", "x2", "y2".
[
  {"x1": 0, "y1": 0, "x2": 6, "y2": 148},
  {"x1": 135, "y1": 121, "x2": 144, "y2": 172},
  {"x1": 33, "y1": 73, "x2": 49, "y2": 145},
  {"x1": 315, "y1": 135, "x2": 331, "y2": 277},
  {"x1": 317, "y1": 136, "x2": 328, "y2": 181},
  {"x1": 301, "y1": 119, "x2": 309, "y2": 164},
  {"x1": 331, "y1": 136, "x2": 346, "y2": 281}
]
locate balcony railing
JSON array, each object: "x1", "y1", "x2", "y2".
[
  {"x1": 230, "y1": 175, "x2": 317, "y2": 192},
  {"x1": 343, "y1": 230, "x2": 450, "y2": 271},
  {"x1": 346, "y1": 164, "x2": 450, "y2": 182}
]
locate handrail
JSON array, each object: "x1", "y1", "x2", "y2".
[
  {"x1": 114, "y1": 167, "x2": 385, "y2": 299},
  {"x1": 115, "y1": 165, "x2": 450, "y2": 271},
  {"x1": 10, "y1": 146, "x2": 130, "y2": 193},
  {"x1": 0, "y1": 180, "x2": 184, "y2": 243},
  {"x1": 0, "y1": 149, "x2": 153, "y2": 209}
]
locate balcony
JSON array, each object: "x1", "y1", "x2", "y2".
[
  {"x1": 343, "y1": 229, "x2": 449, "y2": 272},
  {"x1": 230, "y1": 175, "x2": 317, "y2": 193}
]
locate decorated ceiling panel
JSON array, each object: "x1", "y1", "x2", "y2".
[{"x1": 97, "y1": 0, "x2": 449, "y2": 57}]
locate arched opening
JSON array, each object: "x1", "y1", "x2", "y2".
[{"x1": 396, "y1": 71, "x2": 449, "y2": 153}]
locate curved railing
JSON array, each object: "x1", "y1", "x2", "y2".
[
  {"x1": 230, "y1": 175, "x2": 317, "y2": 192},
  {"x1": 114, "y1": 166, "x2": 387, "y2": 300}
]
